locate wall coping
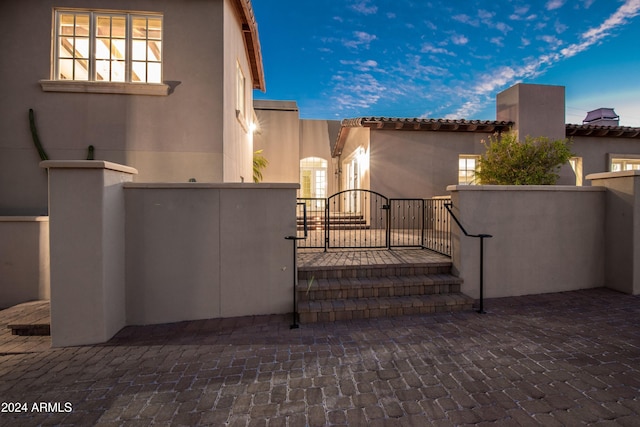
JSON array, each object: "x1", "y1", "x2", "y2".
[
  {"x1": 446, "y1": 185, "x2": 605, "y2": 192},
  {"x1": 586, "y1": 170, "x2": 640, "y2": 180},
  {"x1": 0, "y1": 216, "x2": 49, "y2": 222},
  {"x1": 40, "y1": 160, "x2": 138, "y2": 175},
  {"x1": 124, "y1": 182, "x2": 300, "y2": 190}
]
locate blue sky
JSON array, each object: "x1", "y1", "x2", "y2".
[{"x1": 252, "y1": 0, "x2": 640, "y2": 126}]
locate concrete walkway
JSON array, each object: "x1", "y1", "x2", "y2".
[{"x1": 1, "y1": 288, "x2": 639, "y2": 426}]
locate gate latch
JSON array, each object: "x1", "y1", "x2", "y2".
[{"x1": 381, "y1": 204, "x2": 390, "y2": 210}]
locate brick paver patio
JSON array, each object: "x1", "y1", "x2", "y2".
[{"x1": 1, "y1": 288, "x2": 639, "y2": 426}]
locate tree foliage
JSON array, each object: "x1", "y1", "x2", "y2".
[
  {"x1": 475, "y1": 132, "x2": 573, "y2": 185},
  {"x1": 253, "y1": 149, "x2": 268, "y2": 183}
]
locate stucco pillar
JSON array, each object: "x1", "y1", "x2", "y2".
[
  {"x1": 588, "y1": 170, "x2": 640, "y2": 295},
  {"x1": 40, "y1": 160, "x2": 137, "y2": 347}
]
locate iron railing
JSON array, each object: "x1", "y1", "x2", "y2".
[
  {"x1": 296, "y1": 191, "x2": 451, "y2": 256},
  {"x1": 444, "y1": 202, "x2": 492, "y2": 313}
]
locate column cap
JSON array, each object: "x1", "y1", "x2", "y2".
[{"x1": 40, "y1": 160, "x2": 138, "y2": 175}]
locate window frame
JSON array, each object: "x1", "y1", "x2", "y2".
[
  {"x1": 40, "y1": 8, "x2": 169, "y2": 96},
  {"x1": 458, "y1": 155, "x2": 480, "y2": 185},
  {"x1": 610, "y1": 154, "x2": 640, "y2": 172},
  {"x1": 235, "y1": 61, "x2": 247, "y2": 128}
]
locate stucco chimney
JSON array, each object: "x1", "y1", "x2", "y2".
[{"x1": 496, "y1": 83, "x2": 565, "y2": 141}]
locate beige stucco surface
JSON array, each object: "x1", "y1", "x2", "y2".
[
  {"x1": 448, "y1": 185, "x2": 605, "y2": 299},
  {"x1": 44, "y1": 161, "x2": 136, "y2": 347},
  {"x1": 0, "y1": 217, "x2": 50, "y2": 308},
  {"x1": 43, "y1": 160, "x2": 297, "y2": 346},
  {"x1": 254, "y1": 101, "x2": 301, "y2": 183},
  {"x1": 125, "y1": 183, "x2": 297, "y2": 324},
  {"x1": 0, "y1": 0, "x2": 254, "y2": 214},
  {"x1": 589, "y1": 171, "x2": 640, "y2": 295},
  {"x1": 369, "y1": 131, "x2": 486, "y2": 198},
  {"x1": 497, "y1": 83, "x2": 565, "y2": 142},
  {"x1": 254, "y1": 102, "x2": 339, "y2": 195}
]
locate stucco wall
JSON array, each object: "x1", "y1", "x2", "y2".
[
  {"x1": 589, "y1": 171, "x2": 640, "y2": 295},
  {"x1": 561, "y1": 136, "x2": 640, "y2": 185},
  {"x1": 0, "y1": 0, "x2": 247, "y2": 214},
  {"x1": 369, "y1": 131, "x2": 486, "y2": 198},
  {"x1": 124, "y1": 183, "x2": 297, "y2": 325},
  {"x1": 254, "y1": 101, "x2": 301, "y2": 183},
  {"x1": 43, "y1": 160, "x2": 297, "y2": 345},
  {"x1": 222, "y1": 0, "x2": 255, "y2": 182},
  {"x1": 0, "y1": 217, "x2": 50, "y2": 308},
  {"x1": 448, "y1": 185, "x2": 605, "y2": 299}
]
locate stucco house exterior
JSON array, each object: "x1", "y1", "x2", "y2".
[
  {"x1": 0, "y1": 0, "x2": 264, "y2": 215},
  {"x1": 255, "y1": 84, "x2": 640, "y2": 200}
]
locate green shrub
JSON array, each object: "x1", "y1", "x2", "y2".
[{"x1": 475, "y1": 132, "x2": 573, "y2": 185}]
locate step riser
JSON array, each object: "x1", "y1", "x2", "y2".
[
  {"x1": 295, "y1": 259, "x2": 473, "y2": 324},
  {"x1": 298, "y1": 283, "x2": 461, "y2": 301},
  {"x1": 298, "y1": 265, "x2": 451, "y2": 280},
  {"x1": 298, "y1": 297, "x2": 473, "y2": 323}
]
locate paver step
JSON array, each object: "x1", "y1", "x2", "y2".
[
  {"x1": 298, "y1": 262, "x2": 453, "y2": 280},
  {"x1": 297, "y1": 274, "x2": 463, "y2": 301},
  {"x1": 6, "y1": 301, "x2": 51, "y2": 336},
  {"x1": 297, "y1": 293, "x2": 474, "y2": 323},
  {"x1": 8, "y1": 324, "x2": 51, "y2": 336}
]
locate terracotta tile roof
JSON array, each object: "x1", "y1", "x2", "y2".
[
  {"x1": 565, "y1": 124, "x2": 640, "y2": 138},
  {"x1": 333, "y1": 117, "x2": 513, "y2": 157},
  {"x1": 332, "y1": 117, "x2": 640, "y2": 157},
  {"x1": 231, "y1": 0, "x2": 265, "y2": 91}
]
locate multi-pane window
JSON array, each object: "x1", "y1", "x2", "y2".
[
  {"x1": 611, "y1": 157, "x2": 640, "y2": 172},
  {"x1": 458, "y1": 155, "x2": 480, "y2": 185},
  {"x1": 54, "y1": 10, "x2": 162, "y2": 83}
]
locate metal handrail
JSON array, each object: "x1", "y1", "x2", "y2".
[
  {"x1": 444, "y1": 202, "x2": 492, "y2": 314},
  {"x1": 285, "y1": 202, "x2": 308, "y2": 329}
]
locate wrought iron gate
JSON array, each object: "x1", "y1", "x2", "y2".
[
  {"x1": 326, "y1": 190, "x2": 389, "y2": 249},
  {"x1": 296, "y1": 190, "x2": 451, "y2": 255}
]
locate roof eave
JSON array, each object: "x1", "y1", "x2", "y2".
[
  {"x1": 566, "y1": 124, "x2": 640, "y2": 138},
  {"x1": 332, "y1": 117, "x2": 514, "y2": 158},
  {"x1": 232, "y1": 0, "x2": 266, "y2": 92}
]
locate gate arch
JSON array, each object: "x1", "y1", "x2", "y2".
[{"x1": 326, "y1": 189, "x2": 389, "y2": 249}]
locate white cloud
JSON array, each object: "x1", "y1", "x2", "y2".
[
  {"x1": 546, "y1": 0, "x2": 565, "y2": 11},
  {"x1": 452, "y1": 34, "x2": 469, "y2": 45},
  {"x1": 350, "y1": 0, "x2": 378, "y2": 15},
  {"x1": 340, "y1": 59, "x2": 379, "y2": 71},
  {"x1": 332, "y1": 72, "x2": 384, "y2": 111},
  {"x1": 393, "y1": 55, "x2": 449, "y2": 79},
  {"x1": 539, "y1": 34, "x2": 563, "y2": 49},
  {"x1": 478, "y1": 9, "x2": 494, "y2": 22},
  {"x1": 495, "y1": 22, "x2": 512, "y2": 34},
  {"x1": 421, "y1": 43, "x2": 456, "y2": 56},
  {"x1": 555, "y1": 20, "x2": 568, "y2": 33},
  {"x1": 343, "y1": 31, "x2": 378, "y2": 49},
  {"x1": 453, "y1": 14, "x2": 478, "y2": 26},
  {"x1": 490, "y1": 37, "x2": 504, "y2": 47},
  {"x1": 448, "y1": 0, "x2": 640, "y2": 119}
]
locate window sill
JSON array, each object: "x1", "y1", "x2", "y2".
[
  {"x1": 39, "y1": 80, "x2": 170, "y2": 96},
  {"x1": 236, "y1": 109, "x2": 249, "y2": 133}
]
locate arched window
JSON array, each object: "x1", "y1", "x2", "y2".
[{"x1": 300, "y1": 157, "x2": 327, "y2": 199}]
